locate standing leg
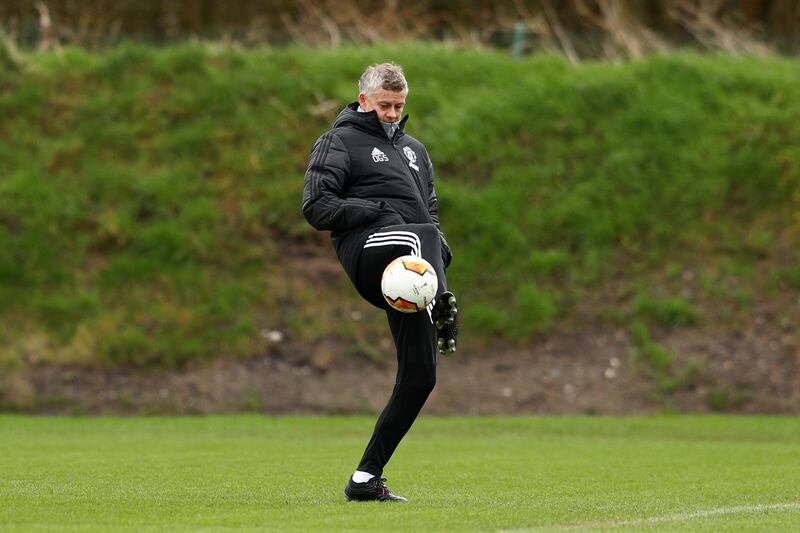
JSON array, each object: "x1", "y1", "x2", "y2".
[
  {"x1": 344, "y1": 224, "x2": 445, "y2": 502},
  {"x1": 355, "y1": 308, "x2": 437, "y2": 476}
]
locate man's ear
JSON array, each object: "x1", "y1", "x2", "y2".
[{"x1": 358, "y1": 92, "x2": 368, "y2": 109}]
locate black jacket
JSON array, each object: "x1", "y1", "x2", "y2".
[{"x1": 302, "y1": 103, "x2": 452, "y2": 271}]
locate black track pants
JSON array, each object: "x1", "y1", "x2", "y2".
[{"x1": 347, "y1": 222, "x2": 448, "y2": 476}]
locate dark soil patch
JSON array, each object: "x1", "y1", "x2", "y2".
[
  {"x1": 4, "y1": 242, "x2": 799, "y2": 415},
  {"x1": 8, "y1": 322, "x2": 799, "y2": 415}
]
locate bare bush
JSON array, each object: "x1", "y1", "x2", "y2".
[
  {"x1": 667, "y1": 0, "x2": 773, "y2": 55},
  {"x1": 0, "y1": 0, "x2": 791, "y2": 57}
]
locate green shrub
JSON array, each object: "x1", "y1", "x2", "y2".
[
  {"x1": 37, "y1": 292, "x2": 99, "y2": 338},
  {"x1": 629, "y1": 321, "x2": 673, "y2": 375},
  {"x1": 468, "y1": 305, "x2": 508, "y2": 337},
  {"x1": 775, "y1": 266, "x2": 800, "y2": 289},
  {"x1": 705, "y1": 387, "x2": 748, "y2": 412},
  {"x1": 634, "y1": 295, "x2": 699, "y2": 328},
  {"x1": 1, "y1": 44, "x2": 798, "y2": 365},
  {"x1": 514, "y1": 283, "x2": 558, "y2": 336}
]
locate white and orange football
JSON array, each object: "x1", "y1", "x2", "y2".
[{"x1": 381, "y1": 255, "x2": 438, "y2": 313}]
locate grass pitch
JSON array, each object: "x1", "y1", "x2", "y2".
[{"x1": 1, "y1": 415, "x2": 798, "y2": 531}]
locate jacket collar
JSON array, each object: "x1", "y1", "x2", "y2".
[{"x1": 333, "y1": 102, "x2": 409, "y2": 140}]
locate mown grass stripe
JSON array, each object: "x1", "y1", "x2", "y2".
[{"x1": 503, "y1": 502, "x2": 800, "y2": 531}]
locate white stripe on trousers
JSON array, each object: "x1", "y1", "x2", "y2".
[
  {"x1": 364, "y1": 230, "x2": 421, "y2": 257},
  {"x1": 363, "y1": 241, "x2": 419, "y2": 256},
  {"x1": 364, "y1": 230, "x2": 434, "y2": 319},
  {"x1": 366, "y1": 230, "x2": 422, "y2": 247}
]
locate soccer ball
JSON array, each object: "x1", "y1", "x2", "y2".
[{"x1": 381, "y1": 255, "x2": 438, "y2": 313}]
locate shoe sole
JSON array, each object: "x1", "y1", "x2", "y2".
[
  {"x1": 433, "y1": 292, "x2": 458, "y2": 329},
  {"x1": 437, "y1": 336, "x2": 456, "y2": 355},
  {"x1": 344, "y1": 491, "x2": 408, "y2": 503},
  {"x1": 434, "y1": 292, "x2": 458, "y2": 355}
]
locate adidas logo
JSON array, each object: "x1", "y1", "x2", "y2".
[{"x1": 371, "y1": 147, "x2": 389, "y2": 163}]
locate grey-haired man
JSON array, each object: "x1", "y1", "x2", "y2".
[{"x1": 302, "y1": 63, "x2": 458, "y2": 502}]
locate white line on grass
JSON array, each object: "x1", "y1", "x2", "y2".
[{"x1": 500, "y1": 502, "x2": 800, "y2": 532}]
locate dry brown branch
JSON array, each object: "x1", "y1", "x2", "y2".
[
  {"x1": 600, "y1": 38, "x2": 622, "y2": 64},
  {"x1": 307, "y1": 0, "x2": 343, "y2": 47},
  {"x1": 667, "y1": 0, "x2": 772, "y2": 55},
  {"x1": 439, "y1": 2, "x2": 506, "y2": 47},
  {"x1": 3, "y1": 0, "x2": 786, "y2": 57},
  {"x1": 511, "y1": 0, "x2": 563, "y2": 56},
  {"x1": 439, "y1": 15, "x2": 496, "y2": 47},
  {"x1": 245, "y1": 15, "x2": 271, "y2": 45},
  {"x1": 33, "y1": 0, "x2": 129, "y2": 48},
  {"x1": 0, "y1": 24, "x2": 23, "y2": 68},
  {"x1": 574, "y1": 0, "x2": 668, "y2": 60},
  {"x1": 540, "y1": 0, "x2": 580, "y2": 64},
  {"x1": 277, "y1": 9, "x2": 308, "y2": 45},
  {"x1": 76, "y1": 1, "x2": 124, "y2": 46},
  {"x1": 331, "y1": 0, "x2": 437, "y2": 44},
  {"x1": 596, "y1": 0, "x2": 668, "y2": 59},
  {"x1": 513, "y1": 3, "x2": 549, "y2": 34},
  {"x1": 0, "y1": 14, "x2": 20, "y2": 55},
  {"x1": 277, "y1": 1, "x2": 343, "y2": 47},
  {"x1": 34, "y1": 2, "x2": 59, "y2": 52},
  {"x1": 323, "y1": 0, "x2": 380, "y2": 44}
]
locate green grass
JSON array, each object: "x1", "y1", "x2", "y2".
[
  {"x1": 1, "y1": 43, "x2": 799, "y2": 366},
  {"x1": 1, "y1": 415, "x2": 799, "y2": 531}
]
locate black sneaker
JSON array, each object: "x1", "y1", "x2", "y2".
[
  {"x1": 344, "y1": 477, "x2": 408, "y2": 502},
  {"x1": 432, "y1": 292, "x2": 458, "y2": 355}
]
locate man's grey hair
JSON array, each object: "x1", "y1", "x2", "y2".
[{"x1": 358, "y1": 63, "x2": 408, "y2": 97}]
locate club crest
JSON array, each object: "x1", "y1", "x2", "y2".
[{"x1": 402, "y1": 146, "x2": 419, "y2": 171}]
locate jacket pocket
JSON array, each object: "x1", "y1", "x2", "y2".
[{"x1": 374, "y1": 202, "x2": 406, "y2": 227}]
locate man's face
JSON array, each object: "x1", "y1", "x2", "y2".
[{"x1": 359, "y1": 88, "x2": 407, "y2": 123}]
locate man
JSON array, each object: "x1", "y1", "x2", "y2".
[{"x1": 302, "y1": 63, "x2": 458, "y2": 502}]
